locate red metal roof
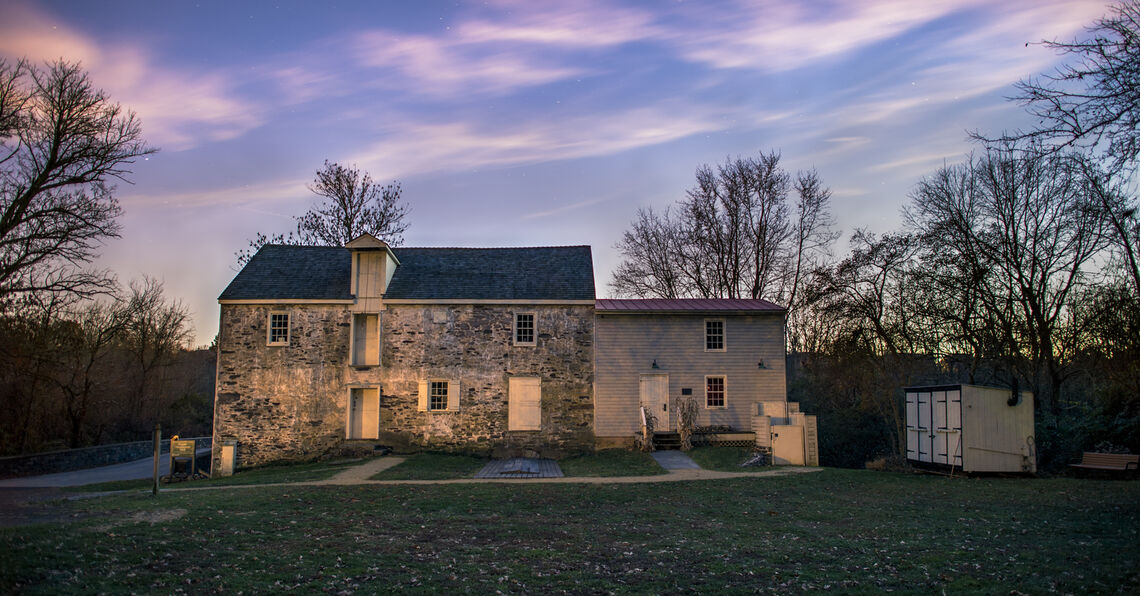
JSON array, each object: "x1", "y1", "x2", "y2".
[{"x1": 595, "y1": 298, "x2": 785, "y2": 313}]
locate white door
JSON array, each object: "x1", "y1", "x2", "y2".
[
  {"x1": 639, "y1": 374, "x2": 669, "y2": 430},
  {"x1": 348, "y1": 388, "x2": 379, "y2": 439},
  {"x1": 945, "y1": 389, "x2": 962, "y2": 467},
  {"x1": 905, "y1": 391, "x2": 919, "y2": 460},
  {"x1": 932, "y1": 391, "x2": 949, "y2": 464},
  {"x1": 772, "y1": 425, "x2": 805, "y2": 465},
  {"x1": 916, "y1": 391, "x2": 932, "y2": 463}
]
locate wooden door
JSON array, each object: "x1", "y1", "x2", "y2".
[
  {"x1": 639, "y1": 374, "x2": 669, "y2": 430},
  {"x1": 348, "y1": 388, "x2": 379, "y2": 439}
]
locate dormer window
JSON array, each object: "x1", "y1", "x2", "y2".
[
  {"x1": 514, "y1": 312, "x2": 535, "y2": 346},
  {"x1": 346, "y1": 233, "x2": 400, "y2": 299}
]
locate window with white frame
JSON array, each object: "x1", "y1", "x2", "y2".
[
  {"x1": 418, "y1": 379, "x2": 460, "y2": 412},
  {"x1": 429, "y1": 381, "x2": 449, "y2": 411},
  {"x1": 514, "y1": 312, "x2": 536, "y2": 346},
  {"x1": 706, "y1": 376, "x2": 726, "y2": 408},
  {"x1": 268, "y1": 312, "x2": 290, "y2": 345},
  {"x1": 705, "y1": 319, "x2": 725, "y2": 351}
]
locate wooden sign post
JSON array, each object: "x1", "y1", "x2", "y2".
[{"x1": 152, "y1": 423, "x2": 161, "y2": 496}]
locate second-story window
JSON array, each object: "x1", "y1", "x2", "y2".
[
  {"x1": 705, "y1": 319, "x2": 725, "y2": 351},
  {"x1": 268, "y1": 312, "x2": 290, "y2": 346},
  {"x1": 514, "y1": 312, "x2": 535, "y2": 346}
]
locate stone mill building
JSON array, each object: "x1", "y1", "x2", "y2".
[{"x1": 211, "y1": 234, "x2": 817, "y2": 473}]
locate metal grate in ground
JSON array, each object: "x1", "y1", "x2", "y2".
[{"x1": 475, "y1": 457, "x2": 563, "y2": 479}]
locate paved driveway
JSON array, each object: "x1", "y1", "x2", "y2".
[{"x1": 0, "y1": 448, "x2": 212, "y2": 488}]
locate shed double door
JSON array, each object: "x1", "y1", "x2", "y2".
[{"x1": 905, "y1": 389, "x2": 962, "y2": 466}]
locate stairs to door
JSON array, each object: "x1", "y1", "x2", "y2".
[{"x1": 654, "y1": 432, "x2": 682, "y2": 450}]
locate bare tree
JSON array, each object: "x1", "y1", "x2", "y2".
[
  {"x1": 237, "y1": 161, "x2": 409, "y2": 266},
  {"x1": 987, "y1": 1, "x2": 1140, "y2": 174},
  {"x1": 0, "y1": 60, "x2": 154, "y2": 302},
  {"x1": 905, "y1": 146, "x2": 1112, "y2": 411},
  {"x1": 611, "y1": 150, "x2": 835, "y2": 308},
  {"x1": 611, "y1": 207, "x2": 686, "y2": 299},
  {"x1": 120, "y1": 277, "x2": 192, "y2": 432}
]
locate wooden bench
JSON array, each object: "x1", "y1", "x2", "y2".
[{"x1": 1069, "y1": 452, "x2": 1139, "y2": 476}]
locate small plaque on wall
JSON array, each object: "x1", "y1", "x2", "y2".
[{"x1": 681, "y1": 388, "x2": 692, "y2": 395}]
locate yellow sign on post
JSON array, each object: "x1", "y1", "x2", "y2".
[
  {"x1": 169, "y1": 438, "x2": 197, "y2": 479},
  {"x1": 171, "y1": 439, "x2": 196, "y2": 459}
]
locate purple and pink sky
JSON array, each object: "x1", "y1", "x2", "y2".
[{"x1": 0, "y1": 0, "x2": 1111, "y2": 344}]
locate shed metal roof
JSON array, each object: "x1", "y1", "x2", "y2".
[
  {"x1": 218, "y1": 244, "x2": 595, "y2": 302},
  {"x1": 595, "y1": 298, "x2": 785, "y2": 313}
]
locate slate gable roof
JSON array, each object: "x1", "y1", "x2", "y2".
[
  {"x1": 595, "y1": 298, "x2": 785, "y2": 313},
  {"x1": 218, "y1": 245, "x2": 595, "y2": 302}
]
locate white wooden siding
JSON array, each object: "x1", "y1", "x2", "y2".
[{"x1": 594, "y1": 313, "x2": 787, "y2": 438}]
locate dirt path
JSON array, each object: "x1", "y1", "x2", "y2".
[
  {"x1": 0, "y1": 457, "x2": 824, "y2": 525},
  {"x1": 164, "y1": 456, "x2": 822, "y2": 491}
]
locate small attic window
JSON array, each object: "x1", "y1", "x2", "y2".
[{"x1": 268, "y1": 312, "x2": 290, "y2": 346}]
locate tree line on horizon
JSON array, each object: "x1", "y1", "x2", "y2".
[
  {"x1": 0, "y1": 4, "x2": 1135, "y2": 471},
  {"x1": 610, "y1": 1, "x2": 1140, "y2": 470},
  {"x1": 0, "y1": 56, "x2": 414, "y2": 454}
]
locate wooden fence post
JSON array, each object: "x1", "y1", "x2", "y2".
[{"x1": 152, "y1": 423, "x2": 161, "y2": 497}]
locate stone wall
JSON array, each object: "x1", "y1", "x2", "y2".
[
  {"x1": 212, "y1": 304, "x2": 376, "y2": 469},
  {"x1": 380, "y1": 304, "x2": 594, "y2": 458},
  {"x1": 212, "y1": 302, "x2": 595, "y2": 470}
]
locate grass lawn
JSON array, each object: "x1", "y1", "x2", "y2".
[
  {"x1": 558, "y1": 449, "x2": 665, "y2": 477},
  {"x1": 70, "y1": 458, "x2": 358, "y2": 493},
  {"x1": 369, "y1": 452, "x2": 488, "y2": 480},
  {"x1": 4, "y1": 469, "x2": 1138, "y2": 593},
  {"x1": 688, "y1": 445, "x2": 768, "y2": 471}
]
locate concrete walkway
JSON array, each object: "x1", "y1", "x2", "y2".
[
  {"x1": 154, "y1": 456, "x2": 822, "y2": 492},
  {"x1": 651, "y1": 450, "x2": 701, "y2": 470}
]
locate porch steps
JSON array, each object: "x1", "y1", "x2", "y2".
[{"x1": 654, "y1": 432, "x2": 682, "y2": 450}]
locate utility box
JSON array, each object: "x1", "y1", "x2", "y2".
[
  {"x1": 905, "y1": 384, "x2": 1035, "y2": 474},
  {"x1": 214, "y1": 441, "x2": 236, "y2": 477},
  {"x1": 755, "y1": 401, "x2": 819, "y2": 466}
]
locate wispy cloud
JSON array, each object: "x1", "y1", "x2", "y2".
[
  {"x1": 0, "y1": 2, "x2": 262, "y2": 151},
  {"x1": 118, "y1": 177, "x2": 309, "y2": 210},
  {"x1": 521, "y1": 197, "x2": 610, "y2": 220},
  {"x1": 456, "y1": 1, "x2": 658, "y2": 47},
  {"x1": 353, "y1": 30, "x2": 588, "y2": 98},
  {"x1": 667, "y1": 0, "x2": 981, "y2": 72},
  {"x1": 347, "y1": 103, "x2": 784, "y2": 179}
]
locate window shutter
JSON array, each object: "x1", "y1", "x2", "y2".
[
  {"x1": 448, "y1": 380, "x2": 461, "y2": 411},
  {"x1": 417, "y1": 380, "x2": 428, "y2": 412}
]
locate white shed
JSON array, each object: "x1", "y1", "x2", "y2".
[{"x1": 904, "y1": 384, "x2": 1036, "y2": 474}]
